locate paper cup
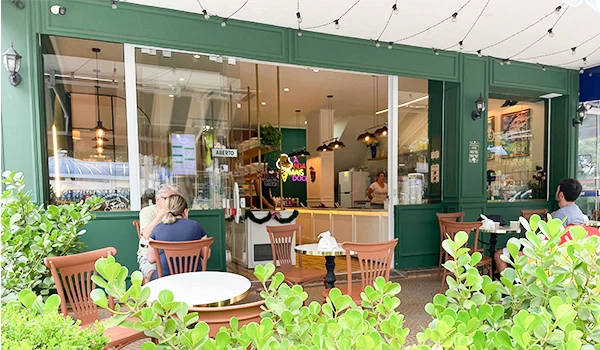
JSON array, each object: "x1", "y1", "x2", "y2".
[
  {"x1": 510, "y1": 221, "x2": 519, "y2": 230},
  {"x1": 494, "y1": 222, "x2": 500, "y2": 229}
]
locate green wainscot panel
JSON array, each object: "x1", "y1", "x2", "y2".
[
  {"x1": 80, "y1": 210, "x2": 226, "y2": 279},
  {"x1": 394, "y1": 204, "x2": 444, "y2": 269}
]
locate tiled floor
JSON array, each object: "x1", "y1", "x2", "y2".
[{"x1": 120, "y1": 267, "x2": 439, "y2": 349}]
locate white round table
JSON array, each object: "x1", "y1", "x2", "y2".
[
  {"x1": 145, "y1": 271, "x2": 251, "y2": 307},
  {"x1": 295, "y1": 243, "x2": 347, "y2": 289},
  {"x1": 587, "y1": 220, "x2": 600, "y2": 228}
]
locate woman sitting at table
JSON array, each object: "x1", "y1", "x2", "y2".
[{"x1": 147, "y1": 194, "x2": 208, "y2": 280}]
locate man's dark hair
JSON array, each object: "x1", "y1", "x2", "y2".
[{"x1": 558, "y1": 178, "x2": 582, "y2": 202}]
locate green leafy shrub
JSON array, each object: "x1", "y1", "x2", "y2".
[
  {"x1": 1, "y1": 171, "x2": 103, "y2": 301},
  {"x1": 1, "y1": 289, "x2": 107, "y2": 349},
  {"x1": 260, "y1": 123, "x2": 282, "y2": 148},
  {"x1": 91, "y1": 258, "x2": 411, "y2": 349},
  {"x1": 418, "y1": 215, "x2": 600, "y2": 349}
]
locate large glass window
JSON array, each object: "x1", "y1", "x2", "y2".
[
  {"x1": 576, "y1": 100, "x2": 600, "y2": 218},
  {"x1": 396, "y1": 79, "x2": 429, "y2": 205},
  {"x1": 486, "y1": 98, "x2": 547, "y2": 202},
  {"x1": 43, "y1": 36, "x2": 129, "y2": 210}
]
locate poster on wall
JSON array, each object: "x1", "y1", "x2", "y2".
[
  {"x1": 501, "y1": 109, "x2": 531, "y2": 158},
  {"x1": 171, "y1": 134, "x2": 197, "y2": 175}
]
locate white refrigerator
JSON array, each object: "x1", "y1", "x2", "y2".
[{"x1": 339, "y1": 171, "x2": 370, "y2": 208}]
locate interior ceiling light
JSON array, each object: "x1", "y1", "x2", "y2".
[
  {"x1": 376, "y1": 95, "x2": 429, "y2": 115},
  {"x1": 374, "y1": 124, "x2": 388, "y2": 137},
  {"x1": 283, "y1": 87, "x2": 290, "y2": 92},
  {"x1": 316, "y1": 144, "x2": 333, "y2": 152},
  {"x1": 261, "y1": 101, "x2": 267, "y2": 105},
  {"x1": 312, "y1": 69, "x2": 319, "y2": 72},
  {"x1": 91, "y1": 48, "x2": 110, "y2": 149}
]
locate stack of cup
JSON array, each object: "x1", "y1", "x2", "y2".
[{"x1": 510, "y1": 221, "x2": 520, "y2": 230}]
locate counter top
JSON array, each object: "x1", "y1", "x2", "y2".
[{"x1": 295, "y1": 207, "x2": 387, "y2": 212}]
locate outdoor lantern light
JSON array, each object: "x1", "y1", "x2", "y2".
[
  {"x1": 573, "y1": 104, "x2": 588, "y2": 126},
  {"x1": 471, "y1": 93, "x2": 486, "y2": 120},
  {"x1": 2, "y1": 42, "x2": 22, "y2": 86}
]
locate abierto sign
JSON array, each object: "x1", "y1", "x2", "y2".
[{"x1": 211, "y1": 148, "x2": 238, "y2": 158}]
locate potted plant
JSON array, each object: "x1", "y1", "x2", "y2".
[
  {"x1": 260, "y1": 123, "x2": 282, "y2": 149},
  {"x1": 1, "y1": 171, "x2": 103, "y2": 301},
  {"x1": 366, "y1": 139, "x2": 380, "y2": 158}
]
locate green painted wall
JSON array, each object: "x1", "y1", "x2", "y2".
[
  {"x1": 1, "y1": 0, "x2": 579, "y2": 271},
  {"x1": 80, "y1": 210, "x2": 226, "y2": 277}
]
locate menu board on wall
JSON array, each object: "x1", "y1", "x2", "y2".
[{"x1": 171, "y1": 134, "x2": 196, "y2": 175}]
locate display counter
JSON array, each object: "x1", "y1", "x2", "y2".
[
  {"x1": 295, "y1": 208, "x2": 388, "y2": 244},
  {"x1": 230, "y1": 210, "x2": 297, "y2": 269}
]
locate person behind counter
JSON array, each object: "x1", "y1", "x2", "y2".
[
  {"x1": 366, "y1": 172, "x2": 388, "y2": 209},
  {"x1": 253, "y1": 169, "x2": 277, "y2": 210},
  {"x1": 147, "y1": 194, "x2": 208, "y2": 280}
]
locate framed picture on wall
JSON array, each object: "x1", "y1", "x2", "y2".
[
  {"x1": 501, "y1": 109, "x2": 531, "y2": 158},
  {"x1": 487, "y1": 116, "x2": 495, "y2": 160}
]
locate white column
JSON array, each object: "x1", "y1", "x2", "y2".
[
  {"x1": 387, "y1": 76, "x2": 399, "y2": 241},
  {"x1": 124, "y1": 44, "x2": 142, "y2": 211}
]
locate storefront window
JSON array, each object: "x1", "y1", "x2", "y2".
[
  {"x1": 396, "y1": 79, "x2": 429, "y2": 205},
  {"x1": 486, "y1": 98, "x2": 547, "y2": 202},
  {"x1": 576, "y1": 100, "x2": 600, "y2": 218},
  {"x1": 43, "y1": 36, "x2": 130, "y2": 210}
]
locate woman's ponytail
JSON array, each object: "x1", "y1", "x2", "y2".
[{"x1": 161, "y1": 194, "x2": 188, "y2": 224}]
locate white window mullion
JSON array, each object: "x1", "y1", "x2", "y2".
[
  {"x1": 387, "y1": 76, "x2": 399, "y2": 241},
  {"x1": 124, "y1": 43, "x2": 141, "y2": 211}
]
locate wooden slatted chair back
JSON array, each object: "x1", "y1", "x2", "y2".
[
  {"x1": 148, "y1": 238, "x2": 214, "y2": 277},
  {"x1": 341, "y1": 239, "x2": 398, "y2": 295}
]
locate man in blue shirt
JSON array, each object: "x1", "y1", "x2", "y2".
[{"x1": 552, "y1": 178, "x2": 585, "y2": 225}]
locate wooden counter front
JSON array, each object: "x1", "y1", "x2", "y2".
[{"x1": 295, "y1": 208, "x2": 388, "y2": 244}]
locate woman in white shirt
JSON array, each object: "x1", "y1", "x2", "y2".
[{"x1": 366, "y1": 172, "x2": 388, "y2": 208}]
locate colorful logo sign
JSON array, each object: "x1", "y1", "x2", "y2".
[{"x1": 277, "y1": 155, "x2": 307, "y2": 182}]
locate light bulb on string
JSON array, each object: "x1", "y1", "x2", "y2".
[
  {"x1": 477, "y1": 50, "x2": 482, "y2": 57},
  {"x1": 555, "y1": 5, "x2": 561, "y2": 14},
  {"x1": 221, "y1": 18, "x2": 227, "y2": 27},
  {"x1": 459, "y1": 41, "x2": 464, "y2": 50},
  {"x1": 375, "y1": 40, "x2": 381, "y2": 48},
  {"x1": 583, "y1": 57, "x2": 587, "y2": 65},
  {"x1": 547, "y1": 28, "x2": 554, "y2": 37},
  {"x1": 433, "y1": 48, "x2": 439, "y2": 55},
  {"x1": 499, "y1": 59, "x2": 505, "y2": 66},
  {"x1": 388, "y1": 42, "x2": 393, "y2": 49},
  {"x1": 571, "y1": 47, "x2": 577, "y2": 55},
  {"x1": 579, "y1": 67, "x2": 584, "y2": 74},
  {"x1": 506, "y1": 59, "x2": 511, "y2": 65},
  {"x1": 541, "y1": 65, "x2": 546, "y2": 71},
  {"x1": 451, "y1": 12, "x2": 458, "y2": 22},
  {"x1": 334, "y1": 19, "x2": 340, "y2": 29},
  {"x1": 203, "y1": 10, "x2": 210, "y2": 19},
  {"x1": 392, "y1": 4, "x2": 399, "y2": 15},
  {"x1": 111, "y1": 0, "x2": 117, "y2": 10},
  {"x1": 296, "y1": 12, "x2": 302, "y2": 23},
  {"x1": 297, "y1": 29, "x2": 302, "y2": 37}
]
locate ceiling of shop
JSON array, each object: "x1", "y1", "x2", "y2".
[{"x1": 126, "y1": 0, "x2": 600, "y2": 70}]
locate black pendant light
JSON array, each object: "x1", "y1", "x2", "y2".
[
  {"x1": 316, "y1": 143, "x2": 333, "y2": 152},
  {"x1": 374, "y1": 124, "x2": 388, "y2": 137},
  {"x1": 91, "y1": 48, "x2": 109, "y2": 154},
  {"x1": 328, "y1": 137, "x2": 345, "y2": 149},
  {"x1": 296, "y1": 148, "x2": 311, "y2": 157}
]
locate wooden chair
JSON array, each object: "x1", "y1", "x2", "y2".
[
  {"x1": 520, "y1": 209, "x2": 548, "y2": 221},
  {"x1": 44, "y1": 247, "x2": 148, "y2": 349},
  {"x1": 149, "y1": 237, "x2": 214, "y2": 278},
  {"x1": 436, "y1": 212, "x2": 465, "y2": 277},
  {"x1": 266, "y1": 224, "x2": 326, "y2": 286},
  {"x1": 439, "y1": 221, "x2": 491, "y2": 293},
  {"x1": 133, "y1": 220, "x2": 141, "y2": 240},
  {"x1": 189, "y1": 299, "x2": 265, "y2": 338},
  {"x1": 322, "y1": 239, "x2": 398, "y2": 305}
]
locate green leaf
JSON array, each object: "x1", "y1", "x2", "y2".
[
  {"x1": 140, "y1": 342, "x2": 158, "y2": 350},
  {"x1": 43, "y1": 294, "x2": 61, "y2": 314}
]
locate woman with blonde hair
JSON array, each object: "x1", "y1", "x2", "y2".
[{"x1": 147, "y1": 194, "x2": 208, "y2": 280}]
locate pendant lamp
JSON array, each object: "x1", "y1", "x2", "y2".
[
  {"x1": 374, "y1": 124, "x2": 388, "y2": 137},
  {"x1": 328, "y1": 138, "x2": 345, "y2": 149},
  {"x1": 91, "y1": 48, "x2": 109, "y2": 154},
  {"x1": 316, "y1": 143, "x2": 333, "y2": 152},
  {"x1": 358, "y1": 76, "x2": 379, "y2": 143}
]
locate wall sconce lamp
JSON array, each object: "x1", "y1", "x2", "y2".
[
  {"x1": 573, "y1": 104, "x2": 589, "y2": 126},
  {"x1": 471, "y1": 93, "x2": 486, "y2": 120},
  {"x1": 2, "y1": 42, "x2": 22, "y2": 86}
]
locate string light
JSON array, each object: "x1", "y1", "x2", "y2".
[
  {"x1": 555, "y1": 5, "x2": 562, "y2": 14},
  {"x1": 392, "y1": 4, "x2": 399, "y2": 15},
  {"x1": 571, "y1": 47, "x2": 577, "y2": 55},
  {"x1": 459, "y1": 41, "x2": 464, "y2": 50},
  {"x1": 388, "y1": 42, "x2": 393, "y2": 49},
  {"x1": 297, "y1": 29, "x2": 302, "y2": 36},
  {"x1": 203, "y1": 10, "x2": 210, "y2": 19},
  {"x1": 334, "y1": 19, "x2": 340, "y2": 29},
  {"x1": 375, "y1": 40, "x2": 381, "y2": 48},
  {"x1": 221, "y1": 18, "x2": 227, "y2": 27},
  {"x1": 580, "y1": 68, "x2": 584, "y2": 74},
  {"x1": 296, "y1": 11, "x2": 302, "y2": 23},
  {"x1": 111, "y1": 0, "x2": 117, "y2": 10},
  {"x1": 433, "y1": 48, "x2": 439, "y2": 55},
  {"x1": 477, "y1": 50, "x2": 482, "y2": 57},
  {"x1": 547, "y1": 28, "x2": 554, "y2": 38},
  {"x1": 582, "y1": 57, "x2": 587, "y2": 65},
  {"x1": 541, "y1": 65, "x2": 546, "y2": 71},
  {"x1": 451, "y1": 12, "x2": 458, "y2": 22}
]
